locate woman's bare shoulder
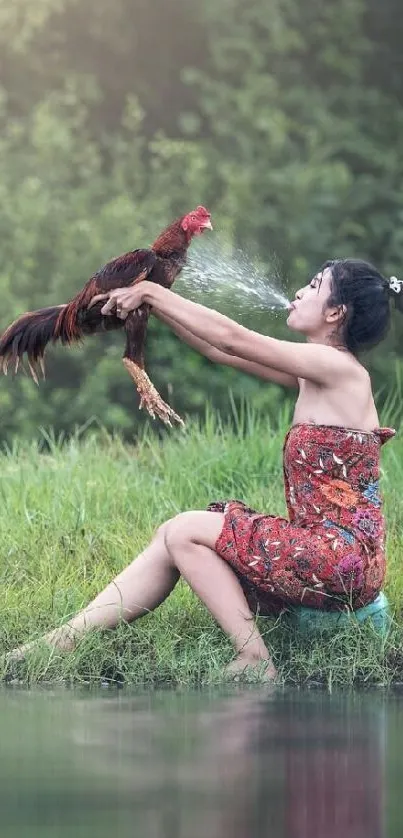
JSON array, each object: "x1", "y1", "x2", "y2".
[{"x1": 294, "y1": 359, "x2": 378, "y2": 430}]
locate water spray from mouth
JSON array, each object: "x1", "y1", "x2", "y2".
[{"x1": 177, "y1": 235, "x2": 290, "y2": 320}]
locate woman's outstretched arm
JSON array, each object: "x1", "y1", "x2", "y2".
[
  {"x1": 96, "y1": 282, "x2": 355, "y2": 386},
  {"x1": 154, "y1": 310, "x2": 298, "y2": 389}
]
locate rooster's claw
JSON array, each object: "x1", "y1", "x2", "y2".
[{"x1": 123, "y1": 358, "x2": 185, "y2": 427}]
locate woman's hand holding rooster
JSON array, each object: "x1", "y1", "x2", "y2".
[{"x1": 89, "y1": 281, "x2": 163, "y2": 319}]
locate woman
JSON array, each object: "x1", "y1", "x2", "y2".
[{"x1": 10, "y1": 259, "x2": 401, "y2": 679}]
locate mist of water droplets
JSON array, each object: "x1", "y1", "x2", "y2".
[{"x1": 177, "y1": 236, "x2": 290, "y2": 320}]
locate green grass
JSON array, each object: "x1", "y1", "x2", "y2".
[{"x1": 1, "y1": 404, "x2": 403, "y2": 688}]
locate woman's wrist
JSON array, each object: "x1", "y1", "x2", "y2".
[{"x1": 143, "y1": 283, "x2": 163, "y2": 306}]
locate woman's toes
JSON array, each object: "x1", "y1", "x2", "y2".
[{"x1": 224, "y1": 654, "x2": 277, "y2": 683}]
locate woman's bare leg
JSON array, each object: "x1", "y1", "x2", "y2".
[
  {"x1": 9, "y1": 511, "x2": 275, "y2": 678},
  {"x1": 164, "y1": 511, "x2": 275, "y2": 678},
  {"x1": 9, "y1": 521, "x2": 179, "y2": 660}
]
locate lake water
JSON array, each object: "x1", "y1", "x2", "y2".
[{"x1": 0, "y1": 686, "x2": 402, "y2": 837}]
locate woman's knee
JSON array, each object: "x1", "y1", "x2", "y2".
[
  {"x1": 153, "y1": 518, "x2": 175, "y2": 541},
  {"x1": 154, "y1": 512, "x2": 197, "y2": 543},
  {"x1": 164, "y1": 510, "x2": 224, "y2": 553},
  {"x1": 164, "y1": 512, "x2": 195, "y2": 550}
]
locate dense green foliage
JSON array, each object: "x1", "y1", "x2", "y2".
[
  {"x1": 1, "y1": 409, "x2": 402, "y2": 686},
  {"x1": 1, "y1": 0, "x2": 403, "y2": 440}
]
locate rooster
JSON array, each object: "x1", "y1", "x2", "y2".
[{"x1": 0, "y1": 206, "x2": 212, "y2": 426}]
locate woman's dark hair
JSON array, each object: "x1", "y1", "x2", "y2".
[{"x1": 321, "y1": 258, "x2": 403, "y2": 355}]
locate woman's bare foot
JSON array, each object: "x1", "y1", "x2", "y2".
[
  {"x1": 225, "y1": 653, "x2": 277, "y2": 683},
  {"x1": 6, "y1": 624, "x2": 78, "y2": 666}
]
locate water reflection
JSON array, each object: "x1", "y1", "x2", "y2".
[{"x1": 0, "y1": 686, "x2": 400, "y2": 837}]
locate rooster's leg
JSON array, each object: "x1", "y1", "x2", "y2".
[
  {"x1": 123, "y1": 308, "x2": 184, "y2": 427},
  {"x1": 122, "y1": 358, "x2": 184, "y2": 427}
]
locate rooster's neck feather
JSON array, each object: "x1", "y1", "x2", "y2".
[{"x1": 152, "y1": 219, "x2": 189, "y2": 256}]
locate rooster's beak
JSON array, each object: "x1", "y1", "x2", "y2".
[{"x1": 202, "y1": 219, "x2": 213, "y2": 230}]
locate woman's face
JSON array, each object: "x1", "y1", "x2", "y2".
[{"x1": 286, "y1": 267, "x2": 340, "y2": 339}]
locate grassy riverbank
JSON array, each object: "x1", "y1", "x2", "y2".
[{"x1": 1, "y1": 406, "x2": 402, "y2": 688}]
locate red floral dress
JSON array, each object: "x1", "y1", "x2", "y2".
[{"x1": 208, "y1": 423, "x2": 395, "y2": 614}]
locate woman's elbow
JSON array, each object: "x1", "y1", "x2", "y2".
[{"x1": 218, "y1": 326, "x2": 239, "y2": 356}]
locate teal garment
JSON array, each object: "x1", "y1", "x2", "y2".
[{"x1": 286, "y1": 592, "x2": 390, "y2": 636}]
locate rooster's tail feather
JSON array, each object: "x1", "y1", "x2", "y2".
[{"x1": 0, "y1": 304, "x2": 83, "y2": 381}]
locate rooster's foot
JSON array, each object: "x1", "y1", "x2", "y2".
[{"x1": 123, "y1": 358, "x2": 184, "y2": 427}]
